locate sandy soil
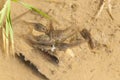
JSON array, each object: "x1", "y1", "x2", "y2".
[{"x1": 0, "y1": 0, "x2": 120, "y2": 80}]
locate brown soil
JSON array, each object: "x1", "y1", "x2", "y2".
[{"x1": 0, "y1": 0, "x2": 120, "y2": 80}]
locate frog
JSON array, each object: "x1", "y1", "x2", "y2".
[
  {"x1": 25, "y1": 21, "x2": 95, "y2": 64},
  {"x1": 15, "y1": 22, "x2": 95, "y2": 80}
]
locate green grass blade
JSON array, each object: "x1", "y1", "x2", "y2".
[
  {"x1": 7, "y1": 0, "x2": 14, "y2": 55},
  {"x1": 19, "y1": 1, "x2": 52, "y2": 19},
  {"x1": 0, "y1": 0, "x2": 9, "y2": 27},
  {"x1": 12, "y1": 0, "x2": 52, "y2": 20},
  {"x1": 12, "y1": 0, "x2": 58, "y2": 24},
  {"x1": 12, "y1": 0, "x2": 19, "y2": 2}
]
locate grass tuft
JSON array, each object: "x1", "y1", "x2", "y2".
[{"x1": 0, "y1": 0, "x2": 14, "y2": 56}]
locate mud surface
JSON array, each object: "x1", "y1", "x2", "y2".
[{"x1": 0, "y1": 0, "x2": 120, "y2": 80}]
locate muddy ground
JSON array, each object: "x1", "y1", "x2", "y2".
[{"x1": 0, "y1": 0, "x2": 120, "y2": 80}]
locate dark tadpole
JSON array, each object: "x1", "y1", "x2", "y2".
[{"x1": 80, "y1": 28, "x2": 95, "y2": 49}]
